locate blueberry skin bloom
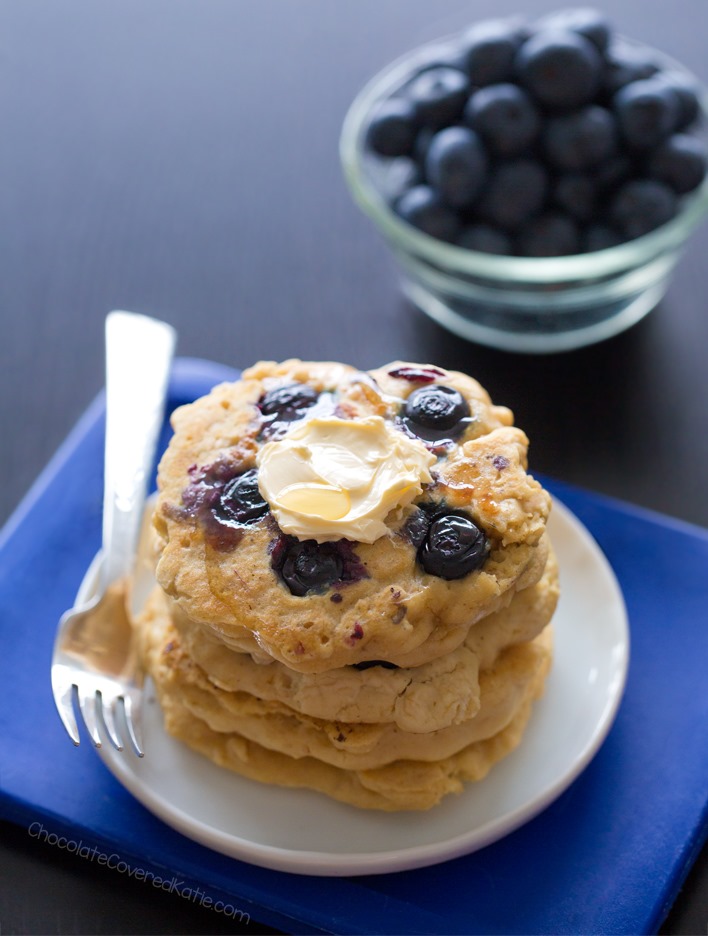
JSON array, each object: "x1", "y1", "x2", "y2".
[
  {"x1": 543, "y1": 105, "x2": 617, "y2": 172},
  {"x1": 516, "y1": 30, "x2": 603, "y2": 111},
  {"x1": 394, "y1": 185, "x2": 461, "y2": 242},
  {"x1": 464, "y1": 83, "x2": 541, "y2": 157},
  {"x1": 425, "y1": 126, "x2": 489, "y2": 209},
  {"x1": 613, "y1": 78, "x2": 680, "y2": 150}
]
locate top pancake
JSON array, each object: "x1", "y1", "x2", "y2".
[{"x1": 153, "y1": 360, "x2": 551, "y2": 672}]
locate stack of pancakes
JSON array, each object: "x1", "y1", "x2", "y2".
[{"x1": 137, "y1": 360, "x2": 558, "y2": 811}]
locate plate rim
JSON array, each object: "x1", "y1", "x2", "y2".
[{"x1": 92, "y1": 496, "x2": 630, "y2": 876}]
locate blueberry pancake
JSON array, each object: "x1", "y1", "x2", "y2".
[
  {"x1": 141, "y1": 358, "x2": 557, "y2": 809},
  {"x1": 153, "y1": 360, "x2": 551, "y2": 672},
  {"x1": 138, "y1": 588, "x2": 553, "y2": 810},
  {"x1": 140, "y1": 597, "x2": 552, "y2": 773},
  {"x1": 164, "y1": 546, "x2": 558, "y2": 734}
]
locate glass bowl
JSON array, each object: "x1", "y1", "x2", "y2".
[{"x1": 340, "y1": 35, "x2": 708, "y2": 354}]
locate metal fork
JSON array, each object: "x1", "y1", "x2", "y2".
[{"x1": 51, "y1": 311, "x2": 176, "y2": 755}]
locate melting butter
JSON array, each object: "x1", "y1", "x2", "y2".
[
  {"x1": 257, "y1": 416, "x2": 435, "y2": 543},
  {"x1": 278, "y1": 483, "x2": 351, "y2": 520}
]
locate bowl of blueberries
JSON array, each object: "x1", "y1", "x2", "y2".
[{"x1": 340, "y1": 7, "x2": 708, "y2": 353}]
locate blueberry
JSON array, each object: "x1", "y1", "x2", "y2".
[
  {"x1": 646, "y1": 133, "x2": 707, "y2": 194},
  {"x1": 404, "y1": 384, "x2": 470, "y2": 437},
  {"x1": 592, "y1": 153, "x2": 633, "y2": 193},
  {"x1": 517, "y1": 212, "x2": 581, "y2": 256},
  {"x1": 552, "y1": 173, "x2": 597, "y2": 221},
  {"x1": 352, "y1": 660, "x2": 399, "y2": 671},
  {"x1": 464, "y1": 83, "x2": 541, "y2": 157},
  {"x1": 613, "y1": 77, "x2": 680, "y2": 150},
  {"x1": 406, "y1": 67, "x2": 470, "y2": 128},
  {"x1": 602, "y1": 39, "x2": 659, "y2": 96},
  {"x1": 460, "y1": 17, "x2": 528, "y2": 86},
  {"x1": 543, "y1": 104, "x2": 617, "y2": 171},
  {"x1": 476, "y1": 158, "x2": 548, "y2": 231},
  {"x1": 609, "y1": 179, "x2": 678, "y2": 238},
  {"x1": 258, "y1": 383, "x2": 321, "y2": 440},
  {"x1": 656, "y1": 71, "x2": 702, "y2": 131},
  {"x1": 256, "y1": 383, "x2": 319, "y2": 438},
  {"x1": 278, "y1": 540, "x2": 344, "y2": 597},
  {"x1": 365, "y1": 97, "x2": 418, "y2": 157},
  {"x1": 402, "y1": 506, "x2": 433, "y2": 549},
  {"x1": 412, "y1": 126, "x2": 436, "y2": 168},
  {"x1": 178, "y1": 458, "x2": 263, "y2": 551},
  {"x1": 424, "y1": 126, "x2": 488, "y2": 209},
  {"x1": 180, "y1": 457, "x2": 240, "y2": 516},
  {"x1": 583, "y1": 222, "x2": 623, "y2": 251},
  {"x1": 271, "y1": 537, "x2": 368, "y2": 596},
  {"x1": 395, "y1": 185, "x2": 461, "y2": 241},
  {"x1": 214, "y1": 468, "x2": 269, "y2": 526},
  {"x1": 418, "y1": 511, "x2": 490, "y2": 579},
  {"x1": 456, "y1": 223, "x2": 513, "y2": 254},
  {"x1": 534, "y1": 8, "x2": 612, "y2": 53},
  {"x1": 387, "y1": 365, "x2": 446, "y2": 383},
  {"x1": 515, "y1": 30, "x2": 603, "y2": 111},
  {"x1": 379, "y1": 157, "x2": 423, "y2": 205},
  {"x1": 259, "y1": 383, "x2": 319, "y2": 419}
]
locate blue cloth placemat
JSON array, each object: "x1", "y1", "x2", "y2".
[{"x1": 1, "y1": 357, "x2": 707, "y2": 935}]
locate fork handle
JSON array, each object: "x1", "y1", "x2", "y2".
[{"x1": 101, "y1": 311, "x2": 176, "y2": 588}]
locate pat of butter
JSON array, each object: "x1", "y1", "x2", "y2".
[{"x1": 257, "y1": 416, "x2": 435, "y2": 543}]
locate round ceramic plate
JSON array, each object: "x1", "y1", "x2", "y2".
[{"x1": 92, "y1": 497, "x2": 629, "y2": 876}]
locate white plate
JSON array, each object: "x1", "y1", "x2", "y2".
[{"x1": 90, "y1": 498, "x2": 629, "y2": 876}]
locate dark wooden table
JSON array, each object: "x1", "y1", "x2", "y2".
[{"x1": 1, "y1": 2, "x2": 707, "y2": 933}]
